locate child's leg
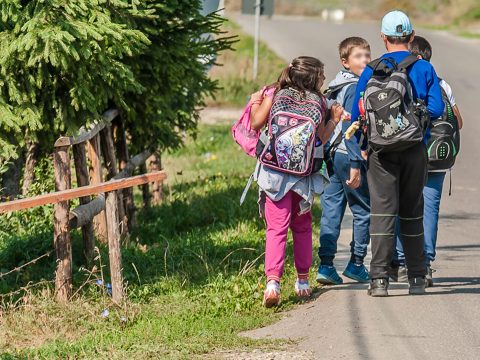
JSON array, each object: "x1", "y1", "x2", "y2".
[
  {"x1": 423, "y1": 172, "x2": 446, "y2": 265},
  {"x1": 337, "y1": 155, "x2": 370, "y2": 264},
  {"x1": 319, "y1": 169, "x2": 347, "y2": 266},
  {"x1": 290, "y1": 192, "x2": 313, "y2": 279},
  {"x1": 264, "y1": 192, "x2": 293, "y2": 282}
]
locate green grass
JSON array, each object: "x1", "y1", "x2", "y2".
[
  {"x1": 207, "y1": 20, "x2": 286, "y2": 107},
  {"x1": 0, "y1": 124, "x2": 323, "y2": 358}
]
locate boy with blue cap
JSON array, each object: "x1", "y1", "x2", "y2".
[{"x1": 350, "y1": 10, "x2": 444, "y2": 296}]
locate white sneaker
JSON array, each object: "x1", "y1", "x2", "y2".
[
  {"x1": 263, "y1": 280, "x2": 281, "y2": 308},
  {"x1": 295, "y1": 279, "x2": 312, "y2": 298}
]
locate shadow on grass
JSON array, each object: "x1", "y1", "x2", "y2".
[{"x1": 122, "y1": 180, "x2": 267, "y2": 286}]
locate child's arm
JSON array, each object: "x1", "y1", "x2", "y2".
[
  {"x1": 453, "y1": 105, "x2": 463, "y2": 130},
  {"x1": 317, "y1": 103, "x2": 344, "y2": 143},
  {"x1": 250, "y1": 91, "x2": 273, "y2": 131}
]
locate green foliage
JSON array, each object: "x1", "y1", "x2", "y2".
[
  {"x1": 123, "y1": 1, "x2": 236, "y2": 153},
  {"x1": 0, "y1": 0, "x2": 233, "y2": 168},
  {"x1": 0, "y1": 0, "x2": 148, "y2": 164}
]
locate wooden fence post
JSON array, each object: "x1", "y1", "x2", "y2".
[
  {"x1": 53, "y1": 146, "x2": 72, "y2": 302},
  {"x1": 100, "y1": 126, "x2": 127, "y2": 234},
  {"x1": 72, "y1": 143, "x2": 95, "y2": 264},
  {"x1": 149, "y1": 152, "x2": 163, "y2": 205},
  {"x1": 87, "y1": 134, "x2": 108, "y2": 242},
  {"x1": 105, "y1": 190, "x2": 123, "y2": 304}
]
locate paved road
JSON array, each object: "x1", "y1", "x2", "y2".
[{"x1": 235, "y1": 15, "x2": 480, "y2": 360}]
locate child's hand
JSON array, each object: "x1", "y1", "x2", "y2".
[
  {"x1": 331, "y1": 103, "x2": 344, "y2": 124},
  {"x1": 346, "y1": 167, "x2": 361, "y2": 189},
  {"x1": 361, "y1": 150, "x2": 368, "y2": 161}
]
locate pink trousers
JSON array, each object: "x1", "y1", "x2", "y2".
[{"x1": 264, "y1": 191, "x2": 313, "y2": 282}]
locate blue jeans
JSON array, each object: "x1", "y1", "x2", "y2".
[
  {"x1": 319, "y1": 152, "x2": 370, "y2": 264},
  {"x1": 394, "y1": 171, "x2": 446, "y2": 266}
]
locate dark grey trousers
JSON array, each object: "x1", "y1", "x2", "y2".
[{"x1": 367, "y1": 142, "x2": 428, "y2": 279}]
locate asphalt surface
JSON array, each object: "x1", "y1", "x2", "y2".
[{"x1": 235, "y1": 15, "x2": 480, "y2": 360}]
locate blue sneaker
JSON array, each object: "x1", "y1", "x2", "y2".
[
  {"x1": 343, "y1": 262, "x2": 370, "y2": 283},
  {"x1": 316, "y1": 265, "x2": 343, "y2": 285}
]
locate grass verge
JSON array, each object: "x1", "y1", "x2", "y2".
[{"x1": 0, "y1": 124, "x2": 323, "y2": 358}]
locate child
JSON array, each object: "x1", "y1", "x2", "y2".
[
  {"x1": 316, "y1": 37, "x2": 372, "y2": 285},
  {"x1": 249, "y1": 56, "x2": 345, "y2": 307},
  {"x1": 391, "y1": 35, "x2": 464, "y2": 287},
  {"x1": 350, "y1": 10, "x2": 444, "y2": 297}
]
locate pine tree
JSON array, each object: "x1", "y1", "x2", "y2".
[{"x1": 0, "y1": 0, "x2": 232, "y2": 180}]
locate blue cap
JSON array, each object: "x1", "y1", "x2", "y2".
[{"x1": 381, "y1": 10, "x2": 413, "y2": 37}]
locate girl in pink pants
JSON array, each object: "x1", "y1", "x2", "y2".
[
  {"x1": 249, "y1": 56, "x2": 344, "y2": 307},
  {"x1": 265, "y1": 191, "x2": 313, "y2": 283}
]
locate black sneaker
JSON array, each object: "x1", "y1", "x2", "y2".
[
  {"x1": 368, "y1": 278, "x2": 389, "y2": 297},
  {"x1": 408, "y1": 277, "x2": 426, "y2": 295},
  {"x1": 426, "y1": 266, "x2": 434, "y2": 287}
]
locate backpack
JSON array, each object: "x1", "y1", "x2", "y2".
[
  {"x1": 363, "y1": 55, "x2": 430, "y2": 152},
  {"x1": 426, "y1": 80, "x2": 460, "y2": 171},
  {"x1": 231, "y1": 86, "x2": 275, "y2": 157},
  {"x1": 257, "y1": 88, "x2": 327, "y2": 176}
]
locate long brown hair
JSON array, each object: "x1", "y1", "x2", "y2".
[{"x1": 275, "y1": 56, "x2": 325, "y2": 97}]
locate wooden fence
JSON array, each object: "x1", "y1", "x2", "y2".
[{"x1": 0, "y1": 109, "x2": 165, "y2": 304}]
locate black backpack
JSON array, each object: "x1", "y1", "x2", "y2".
[
  {"x1": 363, "y1": 55, "x2": 430, "y2": 152},
  {"x1": 426, "y1": 80, "x2": 460, "y2": 171}
]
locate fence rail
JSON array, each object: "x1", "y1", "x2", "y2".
[{"x1": 0, "y1": 172, "x2": 166, "y2": 214}]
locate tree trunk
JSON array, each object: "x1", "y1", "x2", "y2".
[
  {"x1": 2, "y1": 154, "x2": 24, "y2": 200},
  {"x1": 53, "y1": 146, "x2": 72, "y2": 302},
  {"x1": 113, "y1": 119, "x2": 135, "y2": 227},
  {"x1": 100, "y1": 125, "x2": 127, "y2": 234},
  {"x1": 148, "y1": 152, "x2": 163, "y2": 205},
  {"x1": 22, "y1": 141, "x2": 40, "y2": 196},
  {"x1": 140, "y1": 162, "x2": 151, "y2": 208},
  {"x1": 87, "y1": 134, "x2": 108, "y2": 242},
  {"x1": 72, "y1": 143, "x2": 95, "y2": 265}
]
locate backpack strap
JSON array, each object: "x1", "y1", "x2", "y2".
[
  {"x1": 324, "y1": 79, "x2": 357, "y2": 100},
  {"x1": 368, "y1": 57, "x2": 398, "y2": 73},
  {"x1": 397, "y1": 54, "x2": 419, "y2": 70},
  {"x1": 437, "y1": 77, "x2": 453, "y2": 107}
]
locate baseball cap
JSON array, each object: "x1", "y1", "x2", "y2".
[{"x1": 381, "y1": 10, "x2": 413, "y2": 37}]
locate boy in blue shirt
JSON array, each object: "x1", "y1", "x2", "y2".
[
  {"x1": 350, "y1": 11, "x2": 444, "y2": 296},
  {"x1": 316, "y1": 37, "x2": 371, "y2": 285}
]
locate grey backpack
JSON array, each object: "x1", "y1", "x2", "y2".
[{"x1": 363, "y1": 55, "x2": 430, "y2": 152}]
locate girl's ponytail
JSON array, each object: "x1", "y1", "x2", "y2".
[{"x1": 276, "y1": 56, "x2": 325, "y2": 97}]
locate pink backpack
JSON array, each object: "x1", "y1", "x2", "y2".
[{"x1": 231, "y1": 86, "x2": 275, "y2": 157}]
